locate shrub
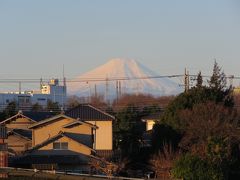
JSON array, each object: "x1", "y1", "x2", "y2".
[{"x1": 171, "y1": 153, "x2": 224, "y2": 180}]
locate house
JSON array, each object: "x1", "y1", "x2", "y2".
[
  {"x1": 141, "y1": 112, "x2": 162, "y2": 147},
  {"x1": 141, "y1": 112, "x2": 162, "y2": 131},
  {"x1": 0, "y1": 111, "x2": 36, "y2": 130},
  {"x1": 66, "y1": 104, "x2": 115, "y2": 158},
  {"x1": 0, "y1": 111, "x2": 35, "y2": 154},
  {"x1": 20, "y1": 113, "x2": 99, "y2": 171},
  {"x1": 1, "y1": 104, "x2": 115, "y2": 170},
  {"x1": 0, "y1": 125, "x2": 8, "y2": 168},
  {"x1": 7, "y1": 129, "x2": 32, "y2": 155},
  {"x1": 0, "y1": 111, "x2": 56, "y2": 155},
  {"x1": 28, "y1": 113, "x2": 97, "y2": 149}
]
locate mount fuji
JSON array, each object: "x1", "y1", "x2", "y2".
[{"x1": 67, "y1": 58, "x2": 183, "y2": 100}]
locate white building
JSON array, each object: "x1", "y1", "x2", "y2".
[{"x1": 0, "y1": 79, "x2": 66, "y2": 111}]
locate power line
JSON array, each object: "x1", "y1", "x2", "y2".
[
  {"x1": 0, "y1": 75, "x2": 184, "y2": 83},
  {"x1": 0, "y1": 74, "x2": 240, "y2": 83}
]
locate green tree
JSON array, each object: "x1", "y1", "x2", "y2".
[
  {"x1": 208, "y1": 60, "x2": 226, "y2": 91},
  {"x1": 179, "y1": 102, "x2": 240, "y2": 160},
  {"x1": 4, "y1": 101, "x2": 17, "y2": 118},
  {"x1": 170, "y1": 102, "x2": 240, "y2": 179},
  {"x1": 66, "y1": 95, "x2": 81, "y2": 108},
  {"x1": 46, "y1": 100, "x2": 60, "y2": 112},
  {"x1": 208, "y1": 61, "x2": 233, "y2": 107},
  {"x1": 31, "y1": 103, "x2": 43, "y2": 112},
  {"x1": 171, "y1": 153, "x2": 224, "y2": 180},
  {"x1": 114, "y1": 105, "x2": 143, "y2": 155},
  {"x1": 196, "y1": 71, "x2": 203, "y2": 88},
  {"x1": 151, "y1": 124, "x2": 181, "y2": 152},
  {"x1": 161, "y1": 61, "x2": 234, "y2": 130}
]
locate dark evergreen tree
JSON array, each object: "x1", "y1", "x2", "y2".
[
  {"x1": 31, "y1": 103, "x2": 43, "y2": 112},
  {"x1": 4, "y1": 101, "x2": 17, "y2": 118},
  {"x1": 196, "y1": 71, "x2": 203, "y2": 88},
  {"x1": 208, "y1": 60, "x2": 226, "y2": 91},
  {"x1": 151, "y1": 123, "x2": 181, "y2": 152},
  {"x1": 46, "y1": 100, "x2": 60, "y2": 112}
]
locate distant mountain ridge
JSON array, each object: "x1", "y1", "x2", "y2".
[{"x1": 67, "y1": 58, "x2": 183, "y2": 100}]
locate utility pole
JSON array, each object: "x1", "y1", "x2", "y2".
[
  {"x1": 116, "y1": 80, "x2": 119, "y2": 101},
  {"x1": 19, "y1": 82, "x2": 21, "y2": 94},
  {"x1": 62, "y1": 64, "x2": 66, "y2": 110},
  {"x1": 229, "y1": 75, "x2": 234, "y2": 87},
  {"x1": 119, "y1": 81, "x2": 121, "y2": 97},
  {"x1": 40, "y1": 78, "x2": 43, "y2": 90},
  {"x1": 105, "y1": 76, "x2": 109, "y2": 103},
  {"x1": 94, "y1": 84, "x2": 97, "y2": 97},
  {"x1": 184, "y1": 68, "x2": 190, "y2": 92}
]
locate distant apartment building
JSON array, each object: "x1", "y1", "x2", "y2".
[{"x1": 0, "y1": 79, "x2": 66, "y2": 111}]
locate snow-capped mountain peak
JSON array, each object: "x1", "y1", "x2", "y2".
[{"x1": 67, "y1": 58, "x2": 182, "y2": 100}]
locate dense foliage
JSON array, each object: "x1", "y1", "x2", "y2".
[
  {"x1": 150, "y1": 62, "x2": 240, "y2": 179},
  {"x1": 161, "y1": 61, "x2": 234, "y2": 131},
  {"x1": 171, "y1": 153, "x2": 225, "y2": 180}
]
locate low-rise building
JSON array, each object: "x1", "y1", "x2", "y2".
[
  {"x1": 0, "y1": 79, "x2": 66, "y2": 111},
  {"x1": 66, "y1": 104, "x2": 115, "y2": 158},
  {"x1": 141, "y1": 112, "x2": 162, "y2": 131},
  {"x1": 20, "y1": 113, "x2": 98, "y2": 170},
  {"x1": 1, "y1": 104, "x2": 115, "y2": 171},
  {"x1": 0, "y1": 111, "x2": 55, "y2": 155},
  {"x1": 141, "y1": 112, "x2": 162, "y2": 147}
]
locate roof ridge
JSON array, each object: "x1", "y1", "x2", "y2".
[
  {"x1": 8, "y1": 129, "x2": 32, "y2": 140},
  {"x1": 0, "y1": 112, "x2": 36, "y2": 125},
  {"x1": 85, "y1": 104, "x2": 115, "y2": 120},
  {"x1": 29, "y1": 114, "x2": 76, "y2": 129},
  {"x1": 28, "y1": 131, "x2": 95, "y2": 153},
  {"x1": 28, "y1": 132, "x2": 64, "y2": 152}
]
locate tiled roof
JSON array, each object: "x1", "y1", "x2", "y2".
[
  {"x1": 28, "y1": 114, "x2": 75, "y2": 129},
  {"x1": 10, "y1": 129, "x2": 32, "y2": 140},
  {"x1": 63, "y1": 120, "x2": 98, "y2": 129},
  {"x1": 28, "y1": 114, "x2": 97, "y2": 129},
  {"x1": 29, "y1": 131, "x2": 94, "y2": 152},
  {"x1": 66, "y1": 104, "x2": 115, "y2": 121},
  {"x1": 0, "y1": 111, "x2": 36, "y2": 124},
  {"x1": 0, "y1": 111, "x2": 57, "y2": 125},
  {"x1": 23, "y1": 111, "x2": 57, "y2": 122},
  {"x1": 64, "y1": 132, "x2": 92, "y2": 147},
  {"x1": 11, "y1": 153, "x2": 90, "y2": 165},
  {"x1": 141, "y1": 112, "x2": 162, "y2": 120}
]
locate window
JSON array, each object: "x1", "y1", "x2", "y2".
[
  {"x1": 53, "y1": 142, "x2": 68, "y2": 150},
  {"x1": 37, "y1": 98, "x2": 46, "y2": 101},
  {"x1": 61, "y1": 142, "x2": 68, "y2": 150},
  {"x1": 26, "y1": 98, "x2": 30, "y2": 103},
  {"x1": 53, "y1": 142, "x2": 60, "y2": 149}
]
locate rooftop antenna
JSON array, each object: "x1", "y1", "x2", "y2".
[
  {"x1": 63, "y1": 64, "x2": 66, "y2": 87},
  {"x1": 105, "y1": 75, "x2": 109, "y2": 103},
  {"x1": 94, "y1": 84, "x2": 97, "y2": 97},
  {"x1": 184, "y1": 68, "x2": 190, "y2": 92},
  {"x1": 62, "y1": 64, "x2": 66, "y2": 110},
  {"x1": 116, "y1": 80, "x2": 119, "y2": 102},
  {"x1": 40, "y1": 77, "x2": 43, "y2": 90},
  {"x1": 229, "y1": 75, "x2": 234, "y2": 87},
  {"x1": 119, "y1": 81, "x2": 122, "y2": 97},
  {"x1": 19, "y1": 82, "x2": 21, "y2": 94}
]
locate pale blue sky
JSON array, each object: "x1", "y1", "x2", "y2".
[{"x1": 0, "y1": 0, "x2": 240, "y2": 86}]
